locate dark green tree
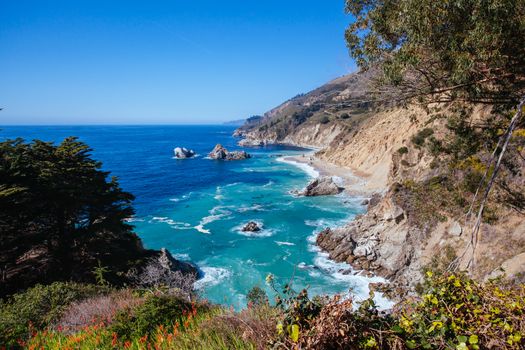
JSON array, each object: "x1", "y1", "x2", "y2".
[
  {"x1": 0, "y1": 137, "x2": 145, "y2": 297},
  {"x1": 345, "y1": 0, "x2": 525, "y2": 105},
  {"x1": 344, "y1": 0, "x2": 525, "y2": 269}
]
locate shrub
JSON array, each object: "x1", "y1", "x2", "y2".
[
  {"x1": 0, "y1": 282, "x2": 107, "y2": 348},
  {"x1": 411, "y1": 128, "x2": 434, "y2": 147},
  {"x1": 27, "y1": 302, "x2": 262, "y2": 350},
  {"x1": 299, "y1": 295, "x2": 399, "y2": 349},
  {"x1": 265, "y1": 274, "x2": 324, "y2": 345},
  {"x1": 397, "y1": 146, "x2": 409, "y2": 155},
  {"x1": 109, "y1": 294, "x2": 205, "y2": 340},
  {"x1": 247, "y1": 286, "x2": 269, "y2": 307},
  {"x1": 56, "y1": 289, "x2": 145, "y2": 332},
  {"x1": 396, "y1": 272, "x2": 525, "y2": 349},
  {"x1": 319, "y1": 116, "x2": 330, "y2": 124},
  {"x1": 270, "y1": 273, "x2": 525, "y2": 349}
]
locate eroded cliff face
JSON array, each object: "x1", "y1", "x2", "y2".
[{"x1": 235, "y1": 72, "x2": 525, "y2": 291}]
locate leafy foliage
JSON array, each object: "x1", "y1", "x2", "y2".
[
  {"x1": 246, "y1": 286, "x2": 269, "y2": 307},
  {"x1": 345, "y1": 0, "x2": 525, "y2": 105},
  {"x1": 109, "y1": 294, "x2": 201, "y2": 340},
  {"x1": 0, "y1": 282, "x2": 107, "y2": 348},
  {"x1": 0, "y1": 137, "x2": 147, "y2": 297},
  {"x1": 274, "y1": 274, "x2": 525, "y2": 349},
  {"x1": 411, "y1": 128, "x2": 434, "y2": 147}
]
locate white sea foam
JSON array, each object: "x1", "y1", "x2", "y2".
[
  {"x1": 276, "y1": 156, "x2": 319, "y2": 178},
  {"x1": 124, "y1": 217, "x2": 144, "y2": 223},
  {"x1": 169, "y1": 193, "x2": 191, "y2": 202},
  {"x1": 304, "y1": 218, "x2": 349, "y2": 229},
  {"x1": 194, "y1": 206, "x2": 233, "y2": 234},
  {"x1": 214, "y1": 186, "x2": 224, "y2": 200},
  {"x1": 194, "y1": 224, "x2": 211, "y2": 234},
  {"x1": 150, "y1": 216, "x2": 192, "y2": 230},
  {"x1": 275, "y1": 241, "x2": 295, "y2": 246},
  {"x1": 232, "y1": 220, "x2": 275, "y2": 237},
  {"x1": 313, "y1": 252, "x2": 394, "y2": 310},
  {"x1": 173, "y1": 253, "x2": 190, "y2": 260},
  {"x1": 237, "y1": 204, "x2": 265, "y2": 213},
  {"x1": 263, "y1": 180, "x2": 274, "y2": 187},
  {"x1": 194, "y1": 266, "x2": 232, "y2": 289}
]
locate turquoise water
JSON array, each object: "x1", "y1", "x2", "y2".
[{"x1": 1, "y1": 125, "x2": 390, "y2": 309}]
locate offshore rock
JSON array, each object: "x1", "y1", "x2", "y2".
[
  {"x1": 242, "y1": 221, "x2": 261, "y2": 232},
  {"x1": 174, "y1": 147, "x2": 195, "y2": 159},
  {"x1": 208, "y1": 144, "x2": 251, "y2": 160}
]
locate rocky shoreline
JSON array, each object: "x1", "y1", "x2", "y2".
[{"x1": 236, "y1": 136, "x2": 420, "y2": 297}]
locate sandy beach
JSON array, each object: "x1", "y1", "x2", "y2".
[{"x1": 279, "y1": 153, "x2": 374, "y2": 196}]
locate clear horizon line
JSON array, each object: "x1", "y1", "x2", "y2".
[{"x1": 0, "y1": 123, "x2": 241, "y2": 127}]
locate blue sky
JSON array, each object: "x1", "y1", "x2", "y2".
[{"x1": 0, "y1": 1, "x2": 356, "y2": 124}]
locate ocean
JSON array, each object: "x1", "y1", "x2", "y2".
[{"x1": 0, "y1": 125, "x2": 391, "y2": 309}]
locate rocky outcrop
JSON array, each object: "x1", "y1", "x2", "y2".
[
  {"x1": 233, "y1": 69, "x2": 525, "y2": 291},
  {"x1": 174, "y1": 147, "x2": 195, "y2": 159},
  {"x1": 242, "y1": 221, "x2": 261, "y2": 232},
  {"x1": 316, "y1": 193, "x2": 423, "y2": 291},
  {"x1": 298, "y1": 176, "x2": 343, "y2": 196},
  {"x1": 129, "y1": 248, "x2": 199, "y2": 295},
  {"x1": 208, "y1": 144, "x2": 251, "y2": 160}
]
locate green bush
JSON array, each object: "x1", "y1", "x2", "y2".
[
  {"x1": 0, "y1": 282, "x2": 107, "y2": 348},
  {"x1": 319, "y1": 116, "x2": 330, "y2": 124},
  {"x1": 411, "y1": 128, "x2": 434, "y2": 147},
  {"x1": 397, "y1": 146, "x2": 409, "y2": 155},
  {"x1": 110, "y1": 294, "x2": 205, "y2": 340},
  {"x1": 247, "y1": 286, "x2": 269, "y2": 306}
]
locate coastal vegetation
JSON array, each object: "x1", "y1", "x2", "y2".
[
  {"x1": 2, "y1": 272, "x2": 524, "y2": 349},
  {"x1": 2, "y1": 0, "x2": 525, "y2": 349}
]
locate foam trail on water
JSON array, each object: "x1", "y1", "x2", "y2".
[
  {"x1": 275, "y1": 241, "x2": 295, "y2": 246},
  {"x1": 194, "y1": 266, "x2": 232, "y2": 289},
  {"x1": 276, "y1": 156, "x2": 319, "y2": 178}
]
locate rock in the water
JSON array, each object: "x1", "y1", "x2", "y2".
[
  {"x1": 301, "y1": 176, "x2": 343, "y2": 196},
  {"x1": 242, "y1": 221, "x2": 261, "y2": 232},
  {"x1": 208, "y1": 144, "x2": 251, "y2": 160},
  {"x1": 174, "y1": 147, "x2": 195, "y2": 159}
]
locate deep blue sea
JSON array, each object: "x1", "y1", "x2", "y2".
[{"x1": 1, "y1": 125, "x2": 390, "y2": 309}]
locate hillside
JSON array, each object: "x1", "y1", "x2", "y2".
[
  {"x1": 234, "y1": 70, "x2": 378, "y2": 149},
  {"x1": 234, "y1": 72, "x2": 525, "y2": 292}
]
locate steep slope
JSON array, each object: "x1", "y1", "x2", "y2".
[
  {"x1": 234, "y1": 70, "x2": 377, "y2": 148},
  {"x1": 235, "y1": 72, "x2": 525, "y2": 292}
]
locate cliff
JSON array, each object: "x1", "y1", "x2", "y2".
[{"x1": 235, "y1": 72, "x2": 525, "y2": 291}]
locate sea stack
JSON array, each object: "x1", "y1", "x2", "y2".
[
  {"x1": 242, "y1": 221, "x2": 261, "y2": 232},
  {"x1": 208, "y1": 144, "x2": 251, "y2": 160},
  {"x1": 174, "y1": 147, "x2": 196, "y2": 159}
]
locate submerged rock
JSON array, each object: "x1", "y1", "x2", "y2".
[
  {"x1": 208, "y1": 144, "x2": 251, "y2": 160},
  {"x1": 301, "y1": 176, "x2": 343, "y2": 196},
  {"x1": 242, "y1": 221, "x2": 261, "y2": 232},
  {"x1": 174, "y1": 147, "x2": 195, "y2": 159}
]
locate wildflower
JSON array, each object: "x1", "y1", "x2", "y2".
[
  {"x1": 111, "y1": 332, "x2": 118, "y2": 347},
  {"x1": 124, "y1": 340, "x2": 131, "y2": 348}
]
